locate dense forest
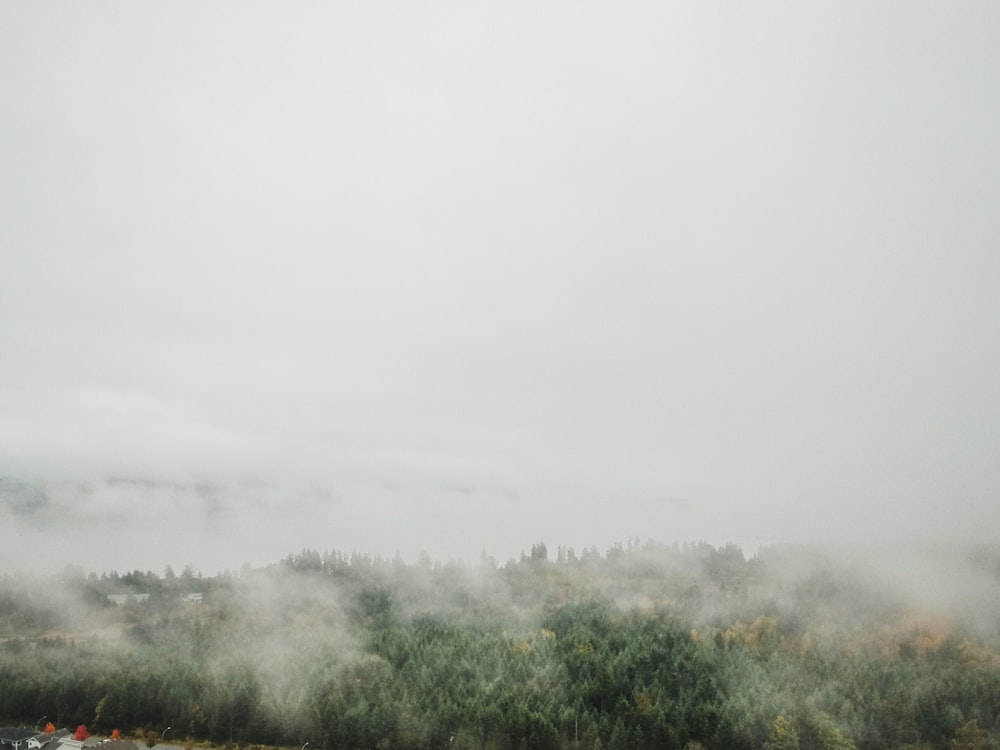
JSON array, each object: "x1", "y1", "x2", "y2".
[{"x1": 3, "y1": 541, "x2": 1000, "y2": 750}]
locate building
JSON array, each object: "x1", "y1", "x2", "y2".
[
  {"x1": 0, "y1": 729, "x2": 38, "y2": 750},
  {"x1": 106, "y1": 593, "x2": 150, "y2": 606},
  {"x1": 26, "y1": 730, "x2": 69, "y2": 750}
]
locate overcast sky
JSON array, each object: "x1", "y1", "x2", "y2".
[{"x1": 2, "y1": 2, "x2": 999, "y2": 575}]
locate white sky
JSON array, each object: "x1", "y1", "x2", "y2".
[{"x1": 2, "y1": 2, "x2": 999, "y2": 574}]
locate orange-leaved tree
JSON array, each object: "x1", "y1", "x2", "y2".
[{"x1": 74, "y1": 726, "x2": 89, "y2": 741}]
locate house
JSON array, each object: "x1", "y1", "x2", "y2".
[
  {"x1": 55, "y1": 738, "x2": 131, "y2": 750},
  {"x1": 26, "y1": 731, "x2": 68, "y2": 750},
  {"x1": 106, "y1": 593, "x2": 150, "y2": 606},
  {"x1": 0, "y1": 729, "x2": 37, "y2": 750},
  {"x1": 183, "y1": 592, "x2": 203, "y2": 603}
]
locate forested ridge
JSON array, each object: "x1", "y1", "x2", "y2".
[{"x1": 3, "y1": 541, "x2": 1000, "y2": 750}]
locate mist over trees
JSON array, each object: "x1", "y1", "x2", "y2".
[{"x1": 2, "y1": 541, "x2": 1000, "y2": 750}]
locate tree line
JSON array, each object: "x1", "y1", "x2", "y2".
[{"x1": 2, "y1": 540, "x2": 1000, "y2": 750}]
